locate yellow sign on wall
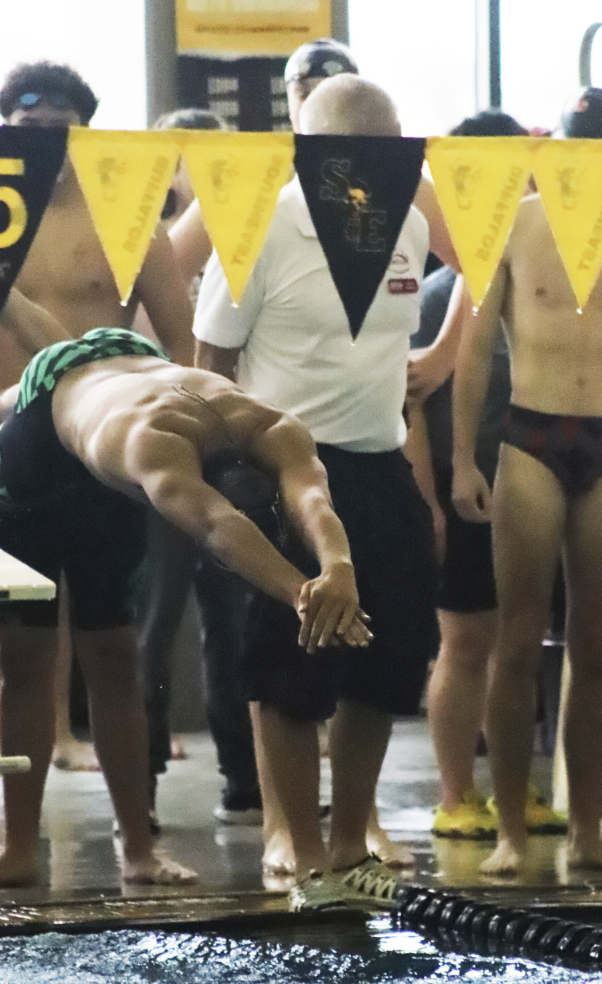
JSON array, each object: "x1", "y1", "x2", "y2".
[{"x1": 176, "y1": 0, "x2": 331, "y2": 56}]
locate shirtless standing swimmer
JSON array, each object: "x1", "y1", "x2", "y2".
[
  {"x1": 0, "y1": 327, "x2": 371, "y2": 886},
  {"x1": 0, "y1": 62, "x2": 193, "y2": 371},
  {"x1": 452, "y1": 88, "x2": 602, "y2": 875}
]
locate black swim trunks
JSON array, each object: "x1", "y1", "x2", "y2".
[
  {"x1": 502, "y1": 404, "x2": 602, "y2": 496},
  {"x1": 0, "y1": 328, "x2": 167, "y2": 629}
]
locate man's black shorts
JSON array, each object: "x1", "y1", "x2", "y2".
[
  {"x1": 435, "y1": 464, "x2": 497, "y2": 614},
  {"x1": 242, "y1": 444, "x2": 439, "y2": 722}
]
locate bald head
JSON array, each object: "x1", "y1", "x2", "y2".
[{"x1": 299, "y1": 74, "x2": 401, "y2": 137}]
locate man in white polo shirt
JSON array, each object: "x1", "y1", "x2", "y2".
[{"x1": 194, "y1": 74, "x2": 450, "y2": 908}]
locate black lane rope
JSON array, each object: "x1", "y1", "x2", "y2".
[{"x1": 390, "y1": 884, "x2": 602, "y2": 970}]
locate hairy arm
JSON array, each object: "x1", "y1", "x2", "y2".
[
  {"x1": 134, "y1": 224, "x2": 194, "y2": 366},
  {"x1": 194, "y1": 339, "x2": 241, "y2": 380},
  {"x1": 404, "y1": 402, "x2": 446, "y2": 565},
  {"x1": 413, "y1": 175, "x2": 460, "y2": 271},
  {"x1": 407, "y1": 274, "x2": 470, "y2": 404},
  {"x1": 0, "y1": 286, "x2": 71, "y2": 354},
  {"x1": 118, "y1": 420, "x2": 368, "y2": 653},
  {"x1": 169, "y1": 200, "x2": 213, "y2": 288},
  {"x1": 452, "y1": 263, "x2": 508, "y2": 523}
]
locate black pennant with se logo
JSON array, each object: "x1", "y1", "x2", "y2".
[
  {"x1": 294, "y1": 134, "x2": 426, "y2": 339},
  {"x1": 0, "y1": 126, "x2": 68, "y2": 307}
]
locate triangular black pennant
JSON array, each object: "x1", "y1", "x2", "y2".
[
  {"x1": 294, "y1": 134, "x2": 426, "y2": 338},
  {"x1": 0, "y1": 126, "x2": 68, "y2": 307}
]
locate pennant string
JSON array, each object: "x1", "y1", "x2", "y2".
[{"x1": 5, "y1": 130, "x2": 602, "y2": 317}]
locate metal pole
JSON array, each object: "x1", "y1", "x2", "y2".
[
  {"x1": 579, "y1": 23, "x2": 602, "y2": 86},
  {"x1": 145, "y1": 0, "x2": 177, "y2": 126},
  {"x1": 331, "y1": 0, "x2": 350, "y2": 45},
  {"x1": 489, "y1": 0, "x2": 501, "y2": 108}
]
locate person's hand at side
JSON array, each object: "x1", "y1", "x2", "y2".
[
  {"x1": 406, "y1": 345, "x2": 452, "y2": 405},
  {"x1": 452, "y1": 462, "x2": 492, "y2": 523}
]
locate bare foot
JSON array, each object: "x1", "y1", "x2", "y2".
[
  {"x1": 480, "y1": 838, "x2": 524, "y2": 876},
  {"x1": 170, "y1": 736, "x2": 187, "y2": 761},
  {"x1": 566, "y1": 836, "x2": 602, "y2": 870},
  {"x1": 263, "y1": 829, "x2": 295, "y2": 876},
  {"x1": 53, "y1": 737, "x2": 99, "y2": 772},
  {"x1": 263, "y1": 869, "x2": 295, "y2": 892},
  {"x1": 0, "y1": 848, "x2": 39, "y2": 887},
  {"x1": 121, "y1": 849, "x2": 199, "y2": 885},
  {"x1": 366, "y1": 824, "x2": 415, "y2": 868}
]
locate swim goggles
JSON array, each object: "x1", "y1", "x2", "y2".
[{"x1": 15, "y1": 92, "x2": 71, "y2": 110}]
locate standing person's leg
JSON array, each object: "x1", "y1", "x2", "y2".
[
  {"x1": 427, "y1": 466, "x2": 498, "y2": 828},
  {"x1": 52, "y1": 574, "x2": 99, "y2": 771},
  {"x1": 138, "y1": 509, "x2": 197, "y2": 790},
  {"x1": 428, "y1": 610, "x2": 497, "y2": 811},
  {"x1": 198, "y1": 456, "x2": 286, "y2": 828},
  {"x1": 244, "y1": 557, "x2": 342, "y2": 884},
  {"x1": 562, "y1": 480, "x2": 602, "y2": 867},
  {"x1": 328, "y1": 446, "x2": 439, "y2": 874},
  {"x1": 328, "y1": 700, "x2": 392, "y2": 870},
  {"x1": 65, "y1": 485, "x2": 196, "y2": 882},
  {"x1": 75, "y1": 625, "x2": 197, "y2": 884},
  {"x1": 251, "y1": 701, "x2": 325, "y2": 880},
  {"x1": 0, "y1": 626, "x2": 57, "y2": 885},
  {"x1": 481, "y1": 445, "x2": 565, "y2": 875},
  {"x1": 249, "y1": 700, "x2": 294, "y2": 875},
  {"x1": 195, "y1": 557, "x2": 261, "y2": 821}
]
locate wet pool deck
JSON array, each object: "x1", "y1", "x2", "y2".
[{"x1": 1, "y1": 719, "x2": 602, "y2": 935}]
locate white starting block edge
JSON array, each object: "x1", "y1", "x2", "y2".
[
  {"x1": 0, "y1": 756, "x2": 31, "y2": 774},
  {"x1": 0, "y1": 548, "x2": 56, "y2": 601}
]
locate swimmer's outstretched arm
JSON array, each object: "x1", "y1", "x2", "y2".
[
  {"x1": 114, "y1": 424, "x2": 370, "y2": 654},
  {"x1": 248, "y1": 415, "x2": 372, "y2": 652},
  {"x1": 452, "y1": 263, "x2": 508, "y2": 523}
]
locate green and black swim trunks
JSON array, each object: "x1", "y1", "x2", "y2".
[
  {"x1": 0, "y1": 328, "x2": 168, "y2": 630},
  {"x1": 15, "y1": 326, "x2": 167, "y2": 414}
]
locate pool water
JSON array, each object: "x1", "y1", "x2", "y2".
[{"x1": 0, "y1": 916, "x2": 598, "y2": 983}]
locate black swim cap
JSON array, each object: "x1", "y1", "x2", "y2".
[
  {"x1": 560, "y1": 87, "x2": 602, "y2": 138},
  {"x1": 284, "y1": 39, "x2": 359, "y2": 85}
]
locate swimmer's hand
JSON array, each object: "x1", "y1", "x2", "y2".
[
  {"x1": 296, "y1": 561, "x2": 373, "y2": 655},
  {"x1": 452, "y1": 462, "x2": 492, "y2": 523}
]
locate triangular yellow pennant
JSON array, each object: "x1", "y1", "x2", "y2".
[
  {"x1": 68, "y1": 128, "x2": 183, "y2": 303},
  {"x1": 533, "y1": 139, "x2": 602, "y2": 311},
  {"x1": 426, "y1": 136, "x2": 536, "y2": 307},
  {"x1": 182, "y1": 131, "x2": 294, "y2": 304}
]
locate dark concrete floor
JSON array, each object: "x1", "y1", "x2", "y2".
[{"x1": 0, "y1": 718, "x2": 601, "y2": 933}]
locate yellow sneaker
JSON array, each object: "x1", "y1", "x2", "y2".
[
  {"x1": 432, "y1": 789, "x2": 497, "y2": 840},
  {"x1": 486, "y1": 785, "x2": 568, "y2": 835}
]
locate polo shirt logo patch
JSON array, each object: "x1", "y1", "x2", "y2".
[{"x1": 388, "y1": 278, "x2": 418, "y2": 294}]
